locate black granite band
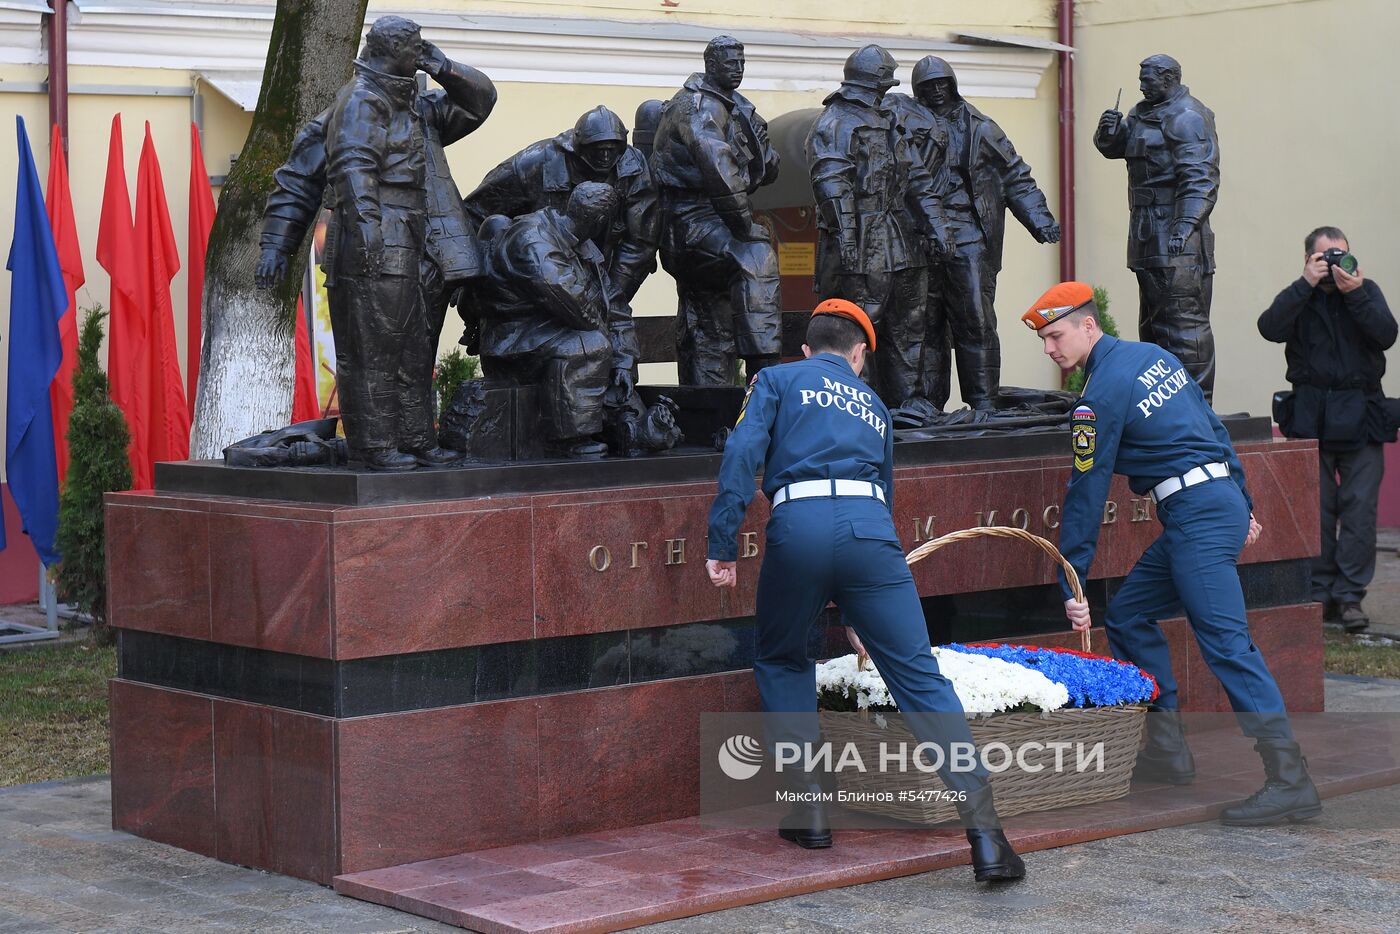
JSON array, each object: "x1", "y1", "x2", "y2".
[{"x1": 117, "y1": 557, "x2": 1311, "y2": 718}]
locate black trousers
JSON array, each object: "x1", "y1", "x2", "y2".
[
  {"x1": 1314, "y1": 443, "x2": 1385, "y2": 606},
  {"x1": 327, "y1": 273, "x2": 436, "y2": 457},
  {"x1": 1136, "y1": 264, "x2": 1215, "y2": 402},
  {"x1": 819, "y1": 266, "x2": 928, "y2": 409},
  {"x1": 482, "y1": 327, "x2": 612, "y2": 441},
  {"x1": 925, "y1": 239, "x2": 1000, "y2": 410}
]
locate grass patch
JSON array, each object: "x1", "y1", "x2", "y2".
[
  {"x1": 1324, "y1": 629, "x2": 1400, "y2": 679},
  {"x1": 0, "y1": 640, "x2": 116, "y2": 787}
]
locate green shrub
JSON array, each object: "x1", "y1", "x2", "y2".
[
  {"x1": 434, "y1": 347, "x2": 480, "y2": 416},
  {"x1": 1065, "y1": 286, "x2": 1119, "y2": 394},
  {"x1": 55, "y1": 306, "x2": 132, "y2": 642}
]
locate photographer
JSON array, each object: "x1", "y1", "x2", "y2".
[{"x1": 1258, "y1": 226, "x2": 1396, "y2": 632}]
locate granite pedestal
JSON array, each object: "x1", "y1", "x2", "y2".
[{"x1": 106, "y1": 420, "x2": 1322, "y2": 886}]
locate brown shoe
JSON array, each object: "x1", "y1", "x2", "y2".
[{"x1": 1340, "y1": 604, "x2": 1369, "y2": 633}]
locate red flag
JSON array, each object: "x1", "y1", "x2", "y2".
[
  {"x1": 187, "y1": 122, "x2": 215, "y2": 417},
  {"x1": 45, "y1": 122, "x2": 85, "y2": 487},
  {"x1": 132, "y1": 123, "x2": 187, "y2": 486},
  {"x1": 96, "y1": 114, "x2": 147, "y2": 487},
  {"x1": 292, "y1": 297, "x2": 320, "y2": 421}
]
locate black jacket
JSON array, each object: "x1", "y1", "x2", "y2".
[{"x1": 1257, "y1": 277, "x2": 1397, "y2": 448}]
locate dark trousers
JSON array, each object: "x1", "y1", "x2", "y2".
[
  {"x1": 1104, "y1": 479, "x2": 1292, "y2": 740},
  {"x1": 327, "y1": 274, "x2": 435, "y2": 457},
  {"x1": 482, "y1": 327, "x2": 612, "y2": 441},
  {"x1": 819, "y1": 266, "x2": 929, "y2": 409},
  {"x1": 1136, "y1": 264, "x2": 1215, "y2": 401},
  {"x1": 661, "y1": 198, "x2": 781, "y2": 386},
  {"x1": 754, "y1": 496, "x2": 988, "y2": 793},
  {"x1": 1314, "y1": 444, "x2": 1385, "y2": 606},
  {"x1": 925, "y1": 239, "x2": 1000, "y2": 410}
]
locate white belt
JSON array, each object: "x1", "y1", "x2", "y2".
[
  {"x1": 771, "y1": 479, "x2": 886, "y2": 508},
  {"x1": 1149, "y1": 462, "x2": 1230, "y2": 504}
]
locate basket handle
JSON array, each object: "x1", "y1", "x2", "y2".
[{"x1": 856, "y1": 525, "x2": 1091, "y2": 671}]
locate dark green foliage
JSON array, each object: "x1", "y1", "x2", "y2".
[
  {"x1": 434, "y1": 348, "x2": 480, "y2": 416},
  {"x1": 55, "y1": 307, "x2": 131, "y2": 641},
  {"x1": 1065, "y1": 286, "x2": 1120, "y2": 394}
]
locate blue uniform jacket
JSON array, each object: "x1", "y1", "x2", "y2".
[
  {"x1": 707, "y1": 353, "x2": 893, "y2": 561},
  {"x1": 1059, "y1": 334, "x2": 1252, "y2": 599}
]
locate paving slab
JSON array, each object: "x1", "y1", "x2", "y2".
[{"x1": 0, "y1": 679, "x2": 1397, "y2": 933}]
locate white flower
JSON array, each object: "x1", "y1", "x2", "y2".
[{"x1": 816, "y1": 648, "x2": 1069, "y2": 714}]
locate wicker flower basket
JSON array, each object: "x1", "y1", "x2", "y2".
[{"x1": 829, "y1": 526, "x2": 1147, "y2": 825}]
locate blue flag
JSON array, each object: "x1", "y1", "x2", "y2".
[{"x1": 5, "y1": 116, "x2": 68, "y2": 566}]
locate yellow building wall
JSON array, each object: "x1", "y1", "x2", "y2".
[
  {"x1": 373, "y1": 0, "x2": 1057, "y2": 34},
  {"x1": 1073, "y1": 0, "x2": 1400, "y2": 414}
]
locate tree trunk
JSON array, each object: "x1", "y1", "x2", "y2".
[{"x1": 189, "y1": 0, "x2": 368, "y2": 458}]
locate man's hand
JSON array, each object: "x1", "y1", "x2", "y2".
[
  {"x1": 1097, "y1": 109, "x2": 1123, "y2": 136},
  {"x1": 1036, "y1": 222, "x2": 1062, "y2": 244},
  {"x1": 1244, "y1": 513, "x2": 1263, "y2": 548},
  {"x1": 706, "y1": 558, "x2": 736, "y2": 588},
  {"x1": 612, "y1": 367, "x2": 635, "y2": 397},
  {"x1": 1333, "y1": 262, "x2": 1365, "y2": 294},
  {"x1": 1303, "y1": 251, "x2": 1331, "y2": 287},
  {"x1": 925, "y1": 222, "x2": 952, "y2": 258},
  {"x1": 845, "y1": 626, "x2": 866, "y2": 656},
  {"x1": 839, "y1": 238, "x2": 860, "y2": 272},
  {"x1": 417, "y1": 40, "x2": 448, "y2": 77},
  {"x1": 1064, "y1": 598, "x2": 1091, "y2": 632},
  {"x1": 1167, "y1": 219, "x2": 1194, "y2": 255},
  {"x1": 255, "y1": 249, "x2": 289, "y2": 290},
  {"x1": 355, "y1": 221, "x2": 384, "y2": 277}
]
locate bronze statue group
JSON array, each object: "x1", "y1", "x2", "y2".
[{"x1": 260, "y1": 19, "x2": 1221, "y2": 468}]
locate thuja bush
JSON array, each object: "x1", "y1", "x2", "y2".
[{"x1": 55, "y1": 306, "x2": 132, "y2": 641}]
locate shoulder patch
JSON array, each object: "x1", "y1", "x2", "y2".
[
  {"x1": 1072, "y1": 422, "x2": 1097, "y2": 473},
  {"x1": 735, "y1": 373, "x2": 759, "y2": 426},
  {"x1": 1073, "y1": 404, "x2": 1095, "y2": 422}
]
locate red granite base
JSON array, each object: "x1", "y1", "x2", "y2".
[
  {"x1": 107, "y1": 603, "x2": 1322, "y2": 885},
  {"x1": 335, "y1": 716, "x2": 1400, "y2": 934},
  {"x1": 106, "y1": 439, "x2": 1324, "y2": 887}
]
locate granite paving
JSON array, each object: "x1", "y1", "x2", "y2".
[{"x1": 0, "y1": 677, "x2": 1395, "y2": 933}]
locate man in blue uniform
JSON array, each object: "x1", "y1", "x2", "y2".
[
  {"x1": 1023, "y1": 281, "x2": 1321, "y2": 826},
  {"x1": 704, "y1": 299, "x2": 1024, "y2": 883}
]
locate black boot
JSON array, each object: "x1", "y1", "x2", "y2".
[
  {"x1": 955, "y1": 785, "x2": 1025, "y2": 883},
  {"x1": 1219, "y1": 738, "x2": 1322, "y2": 826},
  {"x1": 405, "y1": 445, "x2": 460, "y2": 466},
  {"x1": 1133, "y1": 706, "x2": 1196, "y2": 785},
  {"x1": 776, "y1": 781, "x2": 831, "y2": 849},
  {"x1": 353, "y1": 448, "x2": 418, "y2": 472}
]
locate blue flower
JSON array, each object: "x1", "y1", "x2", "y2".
[{"x1": 943, "y1": 643, "x2": 1157, "y2": 708}]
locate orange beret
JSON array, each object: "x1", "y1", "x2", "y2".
[
  {"x1": 811, "y1": 298, "x2": 877, "y2": 352},
  {"x1": 1021, "y1": 281, "x2": 1095, "y2": 330}
]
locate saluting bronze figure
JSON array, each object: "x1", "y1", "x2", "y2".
[{"x1": 257, "y1": 16, "x2": 496, "y2": 469}]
